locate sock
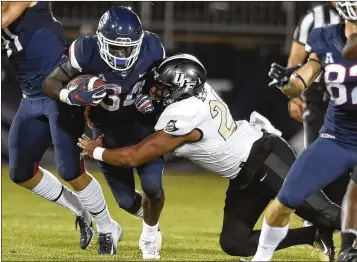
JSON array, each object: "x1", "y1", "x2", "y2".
[
  {"x1": 76, "y1": 173, "x2": 114, "y2": 234},
  {"x1": 135, "y1": 206, "x2": 144, "y2": 218},
  {"x1": 277, "y1": 226, "x2": 316, "y2": 249},
  {"x1": 31, "y1": 167, "x2": 85, "y2": 216},
  {"x1": 141, "y1": 220, "x2": 159, "y2": 240},
  {"x1": 252, "y1": 218, "x2": 289, "y2": 261}
]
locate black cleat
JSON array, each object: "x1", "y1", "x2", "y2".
[
  {"x1": 98, "y1": 233, "x2": 115, "y2": 255},
  {"x1": 338, "y1": 247, "x2": 357, "y2": 262},
  {"x1": 314, "y1": 229, "x2": 336, "y2": 262},
  {"x1": 75, "y1": 214, "x2": 95, "y2": 249}
]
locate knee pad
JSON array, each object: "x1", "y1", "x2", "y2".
[
  {"x1": 143, "y1": 188, "x2": 164, "y2": 202},
  {"x1": 57, "y1": 158, "x2": 84, "y2": 182},
  {"x1": 9, "y1": 162, "x2": 39, "y2": 184}
]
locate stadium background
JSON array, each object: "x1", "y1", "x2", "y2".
[
  {"x1": 1, "y1": 1, "x2": 316, "y2": 168},
  {"x1": 1, "y1": 2, "x2": 338, "y2": 261}
]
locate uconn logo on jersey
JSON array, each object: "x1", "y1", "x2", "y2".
[
  {"x1": 324, "y1": 64, "x2": 357, "y2": 107},
  {"x1": 172, "y1": 72, "x2": 197, "y2": 90}
]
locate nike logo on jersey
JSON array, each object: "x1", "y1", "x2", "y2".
[
  {"x1": 139, "y1": 72, "x2": 146, "y2": 78},
  {"x1": 260, "y1": 173, "x2": 268, "y2": 182}
]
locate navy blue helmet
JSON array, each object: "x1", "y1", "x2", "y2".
[{"x1": 96, "y1": 6, "x2": 144, "y2": 71}]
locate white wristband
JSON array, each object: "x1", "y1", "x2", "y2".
[
  {"x1": 59, "y1": 89, "x2": 71, "y2": 104},
  {"x1": 93, "y1": 147, "x2": 106, "y2": 161}
]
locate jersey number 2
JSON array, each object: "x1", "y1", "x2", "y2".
[{"x1": 209, "y1": 100, "x2": 237, "y2": 140}]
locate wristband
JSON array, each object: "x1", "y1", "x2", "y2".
[
  {"x1": 93, "y1": 147, "x2": 106, "y2": 161},
  {"x1": 59, "y1": 89, "x2": 71, "y2": 104}
]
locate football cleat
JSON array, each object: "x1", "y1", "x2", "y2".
[
  {"x1": 98, "y1": 221, "x2": 123, "y2": 255},
  {"x1": 139, "y1": 229, "x2": 162, "y2": 251},
  {"x1": 338, "y1": 247, "x2": 357, "y2": 262},
  {"x1": 314, "y1": 228, "x2": 336, "y2": 262},
  {"x1": 75, "y1": 211, "x2": 95, "y2": 250},
  {"x1": 139, "y1": 237, "x2": 160, "y2": 260}
]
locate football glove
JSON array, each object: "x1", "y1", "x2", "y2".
[
  {"x1": 268, "y1": 63, "x2": 301, "y2": 90},
  {"x1": 61, "y1": 77, "x2": 107, "y2": 106},
  {"x1": 135, "y1": 94, "x2": 154, "y2": 114}
]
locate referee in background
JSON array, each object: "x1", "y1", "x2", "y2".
[{"x1": 285, "y1": 1, "x2": 355, "y2": 253}]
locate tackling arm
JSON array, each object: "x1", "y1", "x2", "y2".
[
  {"x1": 281, "y1": 53, "x2": 322, "y2": 98},
  {"x1": 102, "y1": 131, "x2": 195, "y2": 167},
  {"x1": 1, "y1": 1, "x2": 34, "y2": 28}
]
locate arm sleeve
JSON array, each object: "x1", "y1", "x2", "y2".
[
  {"x1": 293, "y1": 11, "x2": 314, "y2": 45},
  {"x1": 154, "y1": 103, "x2": 204, "y2": 136},
  {"x1": 68, "y1": 36, "x2": 93, "y2": 72},
  {"x1": 305, "y1": 27, "x2": 326, "y2": 55}
]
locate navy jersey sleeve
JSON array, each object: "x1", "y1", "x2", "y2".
[
  {"x1": 305, "y1": 27, "x2": 328, "y2": 56},
  {"x1": 144, "y1": 31, "x2": 166, "y2": 61},
  {"x1": 69, "y1": 36, "x2": 95, "y2": 72}
]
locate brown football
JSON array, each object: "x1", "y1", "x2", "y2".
[{"x1": 67, "y1": 74, "x2": 106, "y2": 91}]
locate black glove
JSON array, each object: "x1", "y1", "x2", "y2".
[
  {"x1": 268, "y1": 63, "x2": 301, "y2": 90},
  {"x1": 135, "y1": 94, "x2": 154, "y2": 114}
]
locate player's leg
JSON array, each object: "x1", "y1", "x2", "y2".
[
  {"x1": 47, "y1": 101, "x2": 118, "y2": 254},
  {"x1": 9, "y1": 97, "x2": 89, "y2": 238},
  {"x1": 342, "y1": 163, "x2": 357, "y2": 239},
  {"x1": 339, "y1": 163, "x2": 357, "y2": 261},
  {"x1": 253, "y1": 137, "x2": 353, "y2": 261},
  {"x1": 220, "y1": 134, "x2": 319, "y2": 257},
  {"x1": 136, "y1": 157, "x2": 165, "y2": 259},
  {"x1": 302, "y1": 86, "x2": 354, "y2": 251}
]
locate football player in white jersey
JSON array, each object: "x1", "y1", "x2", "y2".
[{"x1": 78, "y1": 54, "x2": 342, "y2": 259}]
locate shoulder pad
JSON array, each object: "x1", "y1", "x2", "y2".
[
  {"x1": 305, "y1": 27, "x2": 330, "y2": 55},
  {"x1": 69, "y1": 36, "x2": 97, "y2": 72},
  {"x1": 143, "y1": 31, "x2": 166, "y2": 60},
  {"x1": 155, "y1": 98, "x2": 205, "y2": 136}
]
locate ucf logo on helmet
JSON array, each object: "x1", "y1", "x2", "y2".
[{"x1": 172, "y1": 72, "x2": 196, "y2": 90}]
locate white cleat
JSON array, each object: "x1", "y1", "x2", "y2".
[
  {"x1": 139, "y1": 230, "x2": 162, "y2": 251},
  {"x1": 139, "y1": 237, "x2": 160, "y2": 260}
]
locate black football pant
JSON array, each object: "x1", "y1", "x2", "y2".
[{"x1": 219, "y1": 132, "x2": 341, "y2": 257}]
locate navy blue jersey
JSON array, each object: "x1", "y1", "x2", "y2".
[
  {"x1": 2, "y1": 1, "x2": 66, "y2": 96},
  {"x1": 69, "y1": 31, "x2": 165, "y2": 126},
  {"x1": 306, "y1": 23, "x2": 357, "y2": 146}
]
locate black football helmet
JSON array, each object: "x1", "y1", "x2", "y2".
[{"x1": 150, "y1": 54, "x2": 207, "y2": 106}]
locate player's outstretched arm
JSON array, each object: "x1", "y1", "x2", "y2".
[
  {"x1": 1, "y1": 1, "x2": 35, "y2": 28},
  {"x1": 281, "y1": 53, "x2": 322, "y2": 98},
  {"x1": 78, "y1": 131, "x2": 199, "y2": 167},
  {"x1": 343, "y1": 33, "x2": 357, "y2": 60}
]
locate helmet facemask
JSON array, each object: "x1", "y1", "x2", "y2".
[
  {"x1": 336, "y1": 1, "x2": 357, "y2": 22},
  {"x1": 97, "y1": 32, "x2": 144, "y2": 71}
]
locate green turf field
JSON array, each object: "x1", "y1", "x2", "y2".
[{"x1": 2, "y1": 166, "x2": 340, "y2": 261}]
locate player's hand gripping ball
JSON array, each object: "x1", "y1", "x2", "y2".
[{"x1": 66, "y1": 75, "x2": 107, "y2": 106}]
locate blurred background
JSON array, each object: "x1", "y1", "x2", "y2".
[{"x1": 1, "y1": 1, "x2": 318, "y2": 171}]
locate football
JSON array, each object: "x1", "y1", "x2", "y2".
[{"x1": 67, "y1": 74, "x2": 106, "y2": 92}]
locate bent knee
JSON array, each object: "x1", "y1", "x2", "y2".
[
  {"x1": 57, "y1": 160, "x2": 84, "y2": 182},
  {"x1": 117, "y1": 195, "x2": 135, "y2": 211},
  {"x1": 219, "y1": 233, "x2": 254, "y2": 257},
  {"x1": 9, "y1": 163, "x2": 39, "y2": 183}
]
